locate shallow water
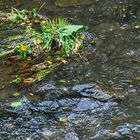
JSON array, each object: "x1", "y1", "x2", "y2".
[{"x1": 0, "y1": 0, "x2": 140, "y2": 139}]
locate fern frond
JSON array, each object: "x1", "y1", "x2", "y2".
[{"x1": 46, "y1": 18, "x2": 71, "y2": 27}]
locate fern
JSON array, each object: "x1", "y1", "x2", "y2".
[{"x1": 46, "y1": 18, "x2": 71, "y2": 27}]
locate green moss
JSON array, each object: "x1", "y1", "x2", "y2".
[
  {"x1": 36, "y1": 62, "x2": 62, "y2": 81},
  {"x1": 0, "y1": 49, "x2": 14, "y2": 58}
]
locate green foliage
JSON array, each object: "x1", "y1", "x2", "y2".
[
  {"x1": 41, "y1": 20, "x2": 88, "y2": 55},
  {"x1": 9, "y1": 8, "x2": 88, "y2": 57},
  {"x1": 31, "y1": 8, "x2": 38, "y2": 17},
  {"x1": 61, "y1": 25, "x2": 88, "y2": 36},
  {"x1": 11, "y1": 75, "x2": 21, "y2": 84},
  {"x1": 46, "y1": 18, "x2": 71, "y2": 26},
  {"x1": 11, "y1": 101, "x2": 23, "y2": 108},
  {"x1": 13, "y1": 92, "x2": 21, "y2": 97},
  {"x1": 10, "y1": 7, "x2": 38, "y2": 22}
]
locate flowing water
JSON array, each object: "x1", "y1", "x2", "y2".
[{"x1": 0, "y1": 0, "x2": 140, "y2": 139}]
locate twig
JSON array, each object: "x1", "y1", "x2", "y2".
[{"x1": 38, "y1": 1, "x2": 46, "y2": 13}]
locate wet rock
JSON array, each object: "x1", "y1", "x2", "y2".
[
  {"x1": 117, "y1": 123, "x2": 140, "y2": 138},
  {"x1": 63, "y1": 132, "x2": 79, "y2": 140},
  {"x1": 72, "y1": 83, "x2": 121, "y2": 102},
  {"x1": 36, "y1": 82, "x2": 56, "y2": 92},
  {"x1": 81, "y1": 32, "x2": 97, "y2": 48},
  {"x1": 37, "y1": 100, "x2": 60, "y2": 111},
  {"x1": 95, "y1": 22, "x2": 120, "y2": 34},
  {"x1": 72, "y1": 83, "x2": 95, "y2": 92},
  {"x1": 55, "y1": 0, "x2": 92, "y2": 7},
  {"x1": 92, "y1": 129, "x2": 120, "y2": 140},
  {"x1": 74, "y1": 98, "x2": 100, "y2": 111},
  {"x1": 35, "y1": 82, "x2": 124, "y2": 102},
  {"x1": 42, "y1": 128, "x2": 55, "y2": 137}
]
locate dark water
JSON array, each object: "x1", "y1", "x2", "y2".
[{"x1": 0, "y1": 0, "x2": 140, "y2": 139}]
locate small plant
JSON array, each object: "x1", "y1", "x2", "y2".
[
  {"x1": 17, "y1": 43, "x2": 31, "y2": 57},
  {"x1": 11, "y1": 75, "x2": 21, "y2": 84},
  {"x1": 10, "y1": 7, "x2": 38, "y2": 23},
  {"x1": 41, "y1": 18, "x2": 88, "y2": 55}
]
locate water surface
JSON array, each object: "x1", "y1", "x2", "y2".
[{"x1": 0, "y1": 0, "x2": 140, "y2": 139}]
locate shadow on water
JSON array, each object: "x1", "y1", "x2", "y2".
[{"x1": 0, "y1": 0, "x2": 140, "y2": 139}]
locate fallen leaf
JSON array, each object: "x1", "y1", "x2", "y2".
[
  {"x1": 59, "y1": 80, "x2": 66, "y2": 83},
  {"x1": 21, "y1": 62, "x2": 29, "y2": 68},
  {"x1": 36, "y1": 38, "x2": 41, "y2": 44},
  {"x1": 79, "y1": 35, "x2": 85, "y2": 40},
  {"x1": 59, "y1": 117, "x2": 68, "y2": 123},
  {"x1": 129, "y1": 85, "x2": 133, "y2": 88},
  {"x1": 62, "y1": 60, "x2": 67, "y2": 64},
  {"x1": 47, "y1": 61, "x2": 53, "y2": 65},
  {"x1": 135, "y1": 77, "x2": 140, "y2": 80},
  {"x1": 29, "y1": 93, "x2": 34, "y2": 96},
  {"x1": 23, "y1": 77, "x2": 37, "y2": 83},
  {"x1": 13, "y1": 92, "x2": 21, "y2": 97},
  {"x1": 34, "y1": 19, "x2": 39, "y2": 23},
  {"x1": 40, "y1": 20, "x2": 46, "y2": 26},
  {"x1": 20, "y1": 22, "x2": 26, "y2": 25}
]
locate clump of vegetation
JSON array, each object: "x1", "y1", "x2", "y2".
[
  {"x1": 10, "y1": 7, "x2": 39, "y2": 22},
  {"x1": 9, "y1": 8, "x2": 88, "y2": 58},
  {"x1": 0, "y1": 8, "x2": 91, "y2": 87}
]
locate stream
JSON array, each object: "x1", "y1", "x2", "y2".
[{"x1": 0, "y1": 0, "x2": 140, "y2": 139}]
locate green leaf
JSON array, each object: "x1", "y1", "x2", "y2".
[
  {"x1": 60, "y1": 25, "x2": 88, "y2": 36},
  {"x1": 11, "y1": 75, "x2": 21, "y2": 84},
  {"x1": 13, "y1": 92, "x2": 21, "y2": 97},
  {"x1": 59, "y1": 117, "x2": 68, "y2": 123},
  {"x1": 11, "y1": 101, "x2": 23, "y2": 108},
  {"x1": 59, "y1": 80, "x2": 66, "y2": 83},
  {"x1": 32, "y1": 8, "x2": 38, "y2": 15}
]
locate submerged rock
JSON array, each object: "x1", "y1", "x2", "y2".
[
  {"x1": 95, "y1": 22, "x2": 120, "y2": 34},
  {"x1": 55, "y1": 0, "x2": 92, "y2": 7},
  {"x1": 34, "y1": 81, "x2": 124, "y2": 102},
  {"x1": 72, "y1": 83, "x2": 124, "y2": 102},
  {"x1": 42, "y1": 128, "x2": 55, "y2": 137}
]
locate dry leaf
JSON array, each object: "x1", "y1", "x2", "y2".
[
  {"x1": 47, "y1": 61, "x2": 53, "y2": 65},
  {"x1": 62, "y1": 60, "x2": 67, "y2": 64}
]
